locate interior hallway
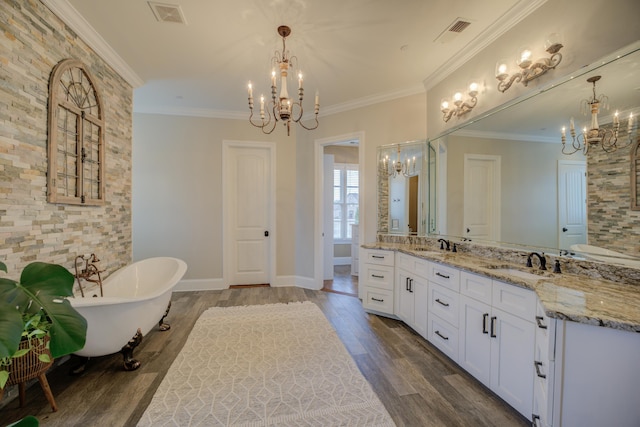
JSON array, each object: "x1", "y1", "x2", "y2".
[{"x1": 322, "y1": 264, "x2": 358, "y2": 297}]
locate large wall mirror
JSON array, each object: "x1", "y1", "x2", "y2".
[
  {"x1": 377, "y1": 140, "x2": 435, "y2": 236},
  {"x1": 428, "y1": 42, "x2": 640, "y2": 268}
]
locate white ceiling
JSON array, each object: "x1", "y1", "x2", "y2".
[{"x1": 51, "y1": 0, "x2": 541, "y2": 117}]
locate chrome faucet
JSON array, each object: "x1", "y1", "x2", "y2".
[{"x1": 526, "y1": 252, "x2": 547, "y2": 270}]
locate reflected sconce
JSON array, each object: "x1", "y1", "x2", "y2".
[
  {"x1": 561, "y1": 75, "x2": 637, "y2": 155},
  {"x1": 495, "y1": 34, "x2": 564, "y2": 93},
  {"x1": 440, "y1": 80, "x2": 479, "y2": 122},
  {"x1": 381, "y1": 145, "x2": 418, "y2": 178},
  {"x1": 247, "y1": 25, "x2": 319, "y2": 136}
]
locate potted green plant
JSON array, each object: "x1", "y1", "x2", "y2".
[{"x1": 0, "y1": 260, "x2": 87, "y2": 396}]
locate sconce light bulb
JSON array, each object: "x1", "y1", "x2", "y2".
[
  {"x1": 518, "y1": 49, "x2": 533, "y2": 68},
  {"x1": 441, "y1": 100, "x2": 449, "y2": 111},
  {"x1": 468, "y1": 81, "x2": 479, "y2": 97}
]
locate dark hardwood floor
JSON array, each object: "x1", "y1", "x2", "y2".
[{"x1": 0, "y1": 287, "x2": 528, "y2": 426}]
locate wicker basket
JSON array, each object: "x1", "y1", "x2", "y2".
[{"x1": 5, "y1": 336, "x2": 53, "y2": 386}]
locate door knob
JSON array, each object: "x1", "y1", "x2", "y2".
[
  {"x1": 562, "y1": 227, "x2": 568, "y2": 232},
  {"x1": 264, "y1": 231, "x2": 269, "y2": 237}
]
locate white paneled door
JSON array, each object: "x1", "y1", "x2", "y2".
[
  {"x1": 463, "y1": 154, "x2": 501, "y2": 242},
  {"x1": 224, "y1": 144, "x2": 272, "y2": 286},
  {"x1": 558, "y1": 160, "x2": 587, "y2": 251}
]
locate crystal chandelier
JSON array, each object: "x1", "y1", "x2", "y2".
[
  {"x1": 247, "y1": 25, "x2": 319, "y2": 136},
  {"x1": 561, "y1": 75, "x2": 636, "y2": 155},
  {"x1": 380, "y1": 145, "x2": 417, "y2": 178}
]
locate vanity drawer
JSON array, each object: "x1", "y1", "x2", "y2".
[
  {"x1": 362, "y1": 264, "x2": 395, "y2": 291},
  {"x1": 535, "y1": 300, "x2": 556, "y2": 361},
  {"x1": 428, "y1": 262, "x2": 460, "y2": 291},
  {"x1": 363, "y1": 249, "x2": 395, "y2": 266},
  {"x1": 428, "y1": 282, "x2": 460, "y2": 327},
  {"x1": 428, "y1": 312, "x2": 459, "y2": 362},
  {"x1": 364, "y1": 288, "x2": 394, "y2": 313},
  {"x1": 492, "y1": 280, "x2": 536, "y2": 321},
  {"x1": 460, "y1": 271, "x2": 492, "y2": 305},
  {"x1": 397, "y1": 253, "x2": 430, "y2": 279}
]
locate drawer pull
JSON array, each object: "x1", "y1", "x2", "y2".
[
  {"x1": 490, "y1": 316, "x2": 497, "y2": 338},
  {"x1": 535, "y1": 316, "x2": 548, "y2": 329},
  {"x1": 371, "y1": 297, "x2": 384, "y2": 303},
  {"x1": 435, "y1": 298, "x2": 449, "y2": 307},
  {"x1": 371, "y1": 255, "x2": 385, "y2": 259},
  {"x1": 371, "y1": 274, "x2": 385, "y2": 279},
  {"x1": 482, "y1": 313, "x2": 489, "y2": 334},
  {"x1": 435, "y1": 330, "x2": 449, "y2": 341},
  {"x1": 435, "y1": 272, "x2": 450, "y2": 279},
  {"x1": 534, "y1": 361, "x2": 547, "y2": 379},
  {"x1": 532, "y1": 414, "x2": 541, "y2": 427}
]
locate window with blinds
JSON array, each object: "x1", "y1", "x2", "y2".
[
  {"x1": 333, "y1": 163, "x2": 359, "y2": 240},
  {"x1": 47, "y1": 59, "x2": 105, "y2": 205}
]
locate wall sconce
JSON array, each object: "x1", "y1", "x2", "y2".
[
  {"x1": 495, "y1": 34, "x2": 564, "y2": 93},
  {"x1": 440, "y1": 80, "x2": 479, "y2": 122}
]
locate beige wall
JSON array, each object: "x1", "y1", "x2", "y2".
[
  {"x1": 0, "y1": 2, "x2": 133, "y2": 274},
  {"x1": 132, "y1": 114, "x2": 296, "y2": 281}
]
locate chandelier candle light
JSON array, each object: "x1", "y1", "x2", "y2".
[
  {"x1": 561, "y1": 75, "x2": 636, "y2": 155},
  {"x1": 247, "y1": 25, "x2": 319, "y2": 136},
  {"x1": 381, "y1": 145, "x2": 418, "y2": 178},
  {"x1": 495, "y1": 34, "x2": 564, "y2": 93}
]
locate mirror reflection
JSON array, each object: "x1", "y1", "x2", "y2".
[
  {"x1": 377, "y1": 140, "x2": 430, "y2": 236},
  {"x1": 428, "y1": 44, "x2": 640, "y2": 267}
]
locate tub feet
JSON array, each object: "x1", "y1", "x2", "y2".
[
  {"x1": 121, "y1": 328, "x2": 143, "y2": 371},
  {"x1": 159, "y1": 301, "x2": 172, "y2": 331}
]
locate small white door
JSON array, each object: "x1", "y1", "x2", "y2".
[
  {"x1": 323, "y1": 154, "x2": 334, "y2": 280},
  {"x1": 464, "y1": 154, "x2": 501, "y2": 241},
  {"x1": 558, "y1": 160, "x2": 587, "y2": 251},
  {"x1": 225, "y1": 145, "x2": 271, "y2": 285}
]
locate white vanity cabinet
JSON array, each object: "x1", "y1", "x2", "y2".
[
  {"x1": 426, "y1": 262, "x2": 461, "y2": 362},
  {"x1": 458, "y1": 272, "x2": 536, "y2": 418},
  {"x1": 532, "y1": 300, "x2": 555, "y2": 427},
  {"x1": 361, "y1": 249, "x2": 395, "y2": 315},
  {"x1": 395, "y1": 253, "x2": 429, "y2": 338}
]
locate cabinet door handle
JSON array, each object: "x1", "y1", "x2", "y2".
[
  {"x1": 405, "y1": 277, "x2": 410, "y2": 291},
  {"x1": 490, "y1": 316, "x2": 497, "y2": 338},
  {"x1": 532, "y1": 414, "x2": 541, "y2": 427},
  {"x1": 409, "y1": 278, "x2": 414, "y2": 293},
  {"x1": 435, "y1": 272, "x2": 450, "y2": 279},
  {"x1": 482, "y1": 313, "x2": 489, "y2": 334},
  {"x1": 534, "y1": 361, "x2": 547, "y2": 379},
  {"x1": 372, "y1": 255, "x2": 384, "y2": 259},
  {"x1": 535, "y1": 316, "x2": 548, "y2": 329},
  {"x1": 371, "y1": 274, "x2": 384, "y2": 279},
  {"x1": 371, "y1": 297, "x2": 384, "y2": 303},
  {"x1": 435, "y1": 330, "x2": 449, "y2": 341},
  {"x1": 435, "y1": 298, "x2": 449, "y2": 307}
]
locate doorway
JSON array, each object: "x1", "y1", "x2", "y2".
[
  {"x1": 314, "y1": 132, "x2": 365, "y2": 296},
  {"x1": 463, "y1": 154, "x2": 501, "y2": 241},
  {"x1": 222, "y1": 141, "x2": 276, "y2": 287}
]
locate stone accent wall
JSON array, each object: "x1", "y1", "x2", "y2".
[
  {"x1": 587, "y1": 128, "x2": 640, "y2": 257},
  {"x1": 0, "y1": 2, "x2": 133, "y2": 275}
]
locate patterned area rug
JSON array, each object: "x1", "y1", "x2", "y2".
[{"x1": 137, "y1": 302, "x2": 395, "y2": 426}]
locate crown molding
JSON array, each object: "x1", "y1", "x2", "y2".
[
  {"x1": 423, "y1": 0, "x2": 548, "y2": 91},
  {"x1": 454, "y1": 128, "x2": 558, "y2": 144},
  {"x1": 41, "y1": 0, "x2": 144, "y2": 88},
  {"x1": 318, "y1": 84, "x2": 426, "y2": 118},
  {"x1": 134, "y1": 105, "x2": 247, "y2": 120}
]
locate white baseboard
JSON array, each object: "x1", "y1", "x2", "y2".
[
  {"x1": 174, "y1": 278, "x2": 226, "y2": 292},
  {"x1": 333, "y1": 257, "x2": 352, "y2": 266},
  {"x1": 174, "y1": 276, "x2": 322, "y2": 291}
]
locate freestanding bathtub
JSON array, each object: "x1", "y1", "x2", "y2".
[{"x1": 70, "y1": 257, "x2": 187, "y2": 369}]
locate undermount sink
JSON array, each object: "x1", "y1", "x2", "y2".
[{"x1": 483, "y1": 265, "x2": 548, "y2": 281}]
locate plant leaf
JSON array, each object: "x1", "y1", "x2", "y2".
[
  {"x1": 0, "y1": 370, "x2": 9, "y2": 389},
  {"x1": 0, "y1": 306, "x2": 22, "y2": 359},
  {"x1": 2, "y1": 263, "x2": 87, "y2": 359},
  {"x1": 38, "y1": 353, "x2": 51, "y2": 363},
  {"x1": 6, "y1": 415, "x2": 40, "y2": 427}
]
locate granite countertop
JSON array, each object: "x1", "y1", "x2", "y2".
[{"x1": 362, "y1": 242, "x2": 640, "y2": 333}]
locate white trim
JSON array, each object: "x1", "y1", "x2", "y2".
[
  {"x1": 133, "y1": 105, "x2": 248, "y2": 119},
  {"x1": 295, "y1": 276, "x2": 319, "y2": 291},
  {"x1": 222, "y1": 140, "x2": 277, "y2": 287},
  {"x1": 174, "y1": 278, "x2": 225, "y2": 292},
  {"x1": 455, "y1": 129, "x2": 559, "y2": 144},
  {"x1": 314, "y1": 131, "x2": 365, "y2": 295},
  {"x1": 319, "y1": 85, "x2": 425, "y2": 118},
  {"x1": 41, "y1": 0, "x2": 144, "y2": 88},
  {"x1": 271, "y1": 275, "x2": 298, "y2": 288},
  {"x1": 423, "y1": 0, "x2": 548, "y2": 90}
]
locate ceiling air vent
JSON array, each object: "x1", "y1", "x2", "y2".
[
  {"x1": 434, "y1": 18, "x2": 472, "y2": 43},
  {"x1": 148, "y1": 2, "x2": 188, "y2": 24}
]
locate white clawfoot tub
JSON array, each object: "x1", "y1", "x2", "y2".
[{"x1": 70, "y1": 257, "x2": 187, "y2": 367}]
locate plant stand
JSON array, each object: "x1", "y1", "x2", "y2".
[{"x1": 0, "y1": 337, "x2": 57, "y2": 412}]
